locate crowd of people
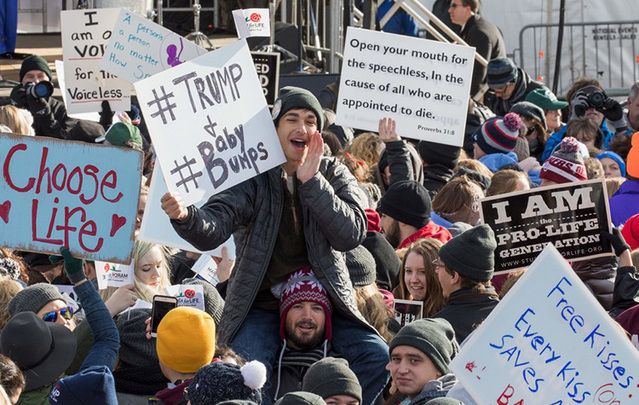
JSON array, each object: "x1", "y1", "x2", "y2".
[{"x1": 2, "y1": 1, "x2": 639, "y2": 404}]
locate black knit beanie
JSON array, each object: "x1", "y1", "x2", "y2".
[
  {"x1": 361, "y1": 232, "x2": 401, "y2": 291},
  {"x1": 417, "y1": 141, "x2": 461, "y2": 171},
  {"x1": 302, "y1": 357, "x2": 362, "y2": 402},
  {"x1": 272, "y1": 86, "x2": 324, "y2": 129},
  {"x1": 20, "y1": 55, "x2": 52, "y2": 82},
  {"x1": 438, "y1": 224, "x2": 496, "y2": 282},
  {"x1": 345, "y1": 245, "x2": 377, "y2": 288},
  {"x1": 389, "y1": 318, "x2": 459, "y2": 375},
  {"x1": 274, "y1": 392, "x2": 327, "y2": 405},
  {"x1": 378, "y1": 180, "x2": 431, "y2": 228}
]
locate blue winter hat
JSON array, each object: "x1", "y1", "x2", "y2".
[
  {"x1": 596, "y1": 151, "x2": 626, "y2": 177},
  {"x1": 49, "y1": 366, "x2": 117, "y2": 405}
]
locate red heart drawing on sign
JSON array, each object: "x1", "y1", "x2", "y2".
[
  {"x1": 0, "y1": 201, "x2": 11, "y2": 224},
  {"x1": 110, "y1": 214, "x2": 127, "y2": 237}
]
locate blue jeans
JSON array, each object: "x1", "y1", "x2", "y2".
[{"x1": 231, "y1": 308, "x2": 390, "y2": 405}]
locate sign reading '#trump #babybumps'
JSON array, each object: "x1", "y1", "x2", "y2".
[
  {"x1": 135, "y1": 39, "x2": 285, "y2": 206},
  {"x1": 336, "y1": 27, "x2": 474, "y2": 147},
  {"x1": 61, "y1": 9, "x2": 131, "y2": 113},
  {"x1": 101, "y1": 9, "x2": 207, "y2": 83},
  {"x1": 450, "y1": 245, "x2": 639, "y2": 404},
  {"x1": 0, "y1": 133, "x2": 142, "y2": 263}
]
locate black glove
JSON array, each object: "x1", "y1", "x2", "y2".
[
  {"x1": 571, "y1": 92, "x2": 590, "y2": 118},
  {"x1": 9, "y1": 84, "x2": 28, "y2": 108},
  {"x1": 60, "y1": 247, "x2": 86, "y2": 285},
  {"x1": 99, "y1": 100, "x2": 114, "y2": 130},
  {"x1": 602, "y1": 228, "x2": 630, "y2": 256},
  {"x1": 601, "y1": 98, "x2": 626, "y2": 130}
]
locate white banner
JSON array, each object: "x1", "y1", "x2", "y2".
[
  {"x1": 450, "y1": 245, "x2": 639, "y2": 404},
  {"x1": 232, "y1": 8, "x2": 271, "y2": 38},
  {"x1": 336, "y1": 27, "x2": 473, "y2": 146},
  {"x1": 95, "y1": 260, "x2": 134, "y2": 289},
  {"x1": 101, "y1": 9, "x2": 207, "y2": 83},
  {"x1": 60, "y1": 9, "x2": 131, "y2": 113},
  {"x1": 135, "y1": 39, "x2": 286, "y2": 206}
]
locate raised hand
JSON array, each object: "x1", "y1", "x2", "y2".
[
  {"x1": 161, "y1": 192, "x2": 189, "y2": 221},
  {"x1": 378, "y1": 117, "x2": 401, "y2": 143},
  {"x1": 297, "y1": 131, "x2": 324, "y2": 183}
]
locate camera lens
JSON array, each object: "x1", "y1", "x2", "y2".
[
  {"x1": 589, "y1": 91, "x2": 606, "y2": 108},
  {"x1": 25, "y1": 81, "x2": 53, "y2": 99}
]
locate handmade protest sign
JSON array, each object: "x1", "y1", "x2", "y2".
[
  {"x1": 232, "y1": 8, "x2": 270, "y2": 38},
  {"x1": 336, "y1": 27, "x2": 474, "y2": 146},
  {"x1": 166, "y1": 284, "x2": 205, "y2": 311},
  {"x1": 394, "y1": 299, "x2": 423, "y2": 327},
  {"x1": 481, "y1": 179, "x2": 612, "y2": 274},
  {"x1": 251, "y1": 51, "x2": 280, "y2": 107},
  {"x1": 0, "y1": 132, "x2": 142, "y2": 263},
  {"x1": 450, "y1": 244, "x2": 639, "y2": 404},
  {"x1": 101, "y1": 9, "x2": 207, "y2": 83},
  {"x1": 95, "y1": 260, "x2": 134, "y2": 289},
  {"x1": 138, "y1": 163, "x2": 236, "y2": 257},
  {"x1": 61, "y1": 9, "x2": 131, "y2": 114},
  {"x1": 135, "y1": 39, "x2": 286, "y2": 206},
  {"x1": 191, "y1": 254, "x2": 220, "y2": 286}
]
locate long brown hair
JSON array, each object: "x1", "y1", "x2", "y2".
[
  {"x1": 355, "y1": 284, "x2": 394, "y2": 341},
  {"x1": 394, "y1": 238, "x2": 445, "y2": 317}
]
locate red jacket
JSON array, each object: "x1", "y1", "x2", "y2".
[{"x1": 398, "y1": 221, "x2": 452, "y2": 249}]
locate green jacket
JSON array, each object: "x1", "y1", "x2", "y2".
[{"x1": 17, "y1": 385, "x2": 51, "y2": 405}]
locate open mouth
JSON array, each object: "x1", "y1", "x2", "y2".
[{"x1": 291, "y1": 138, "x2": 307, "y2": 149}]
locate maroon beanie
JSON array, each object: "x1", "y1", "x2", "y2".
[{"x1": 540, "y1": 137, "x2": 588, "y2": 184}]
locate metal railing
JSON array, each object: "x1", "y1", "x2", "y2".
[{"x1": 516, "y1": 20, "x2": 639, "y2": 96}]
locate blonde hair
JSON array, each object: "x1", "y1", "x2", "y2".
[
  {"x1": 0, "y1": 277, "x2": 21, "y2": 330},
  {"x1": 486, "y1": 170, "x2": 530, "y2": 197},
  {"x1": 101, "y1": 241, "x2": 172, "y2": 303},
  {"x1": 455, "y1": 158, "x2": 493, "y2": 179},
  {"x1": 394, "y1": 238, "x2": 445, "y2": 317},
  {"x1": 346, "y1": 133, "x2": 382, "y2": 168},
  {"x1": 355, "y1": 284, "x2": 394, "y2": 341},
  {"x1": 605, "y1": 177, "x2": 626, "y2": 197},
  {"x1": 432, "y1": 176, "x2": 484, "y2": 223},
  {"x1": 0, "y1": 105, "x2": 33, "y2": 136}
]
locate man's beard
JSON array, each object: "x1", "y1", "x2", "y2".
[
  {"x1": 286, "y1": 320, "x2": 325, "y2": 351},
  {"x1": 384, "y1": 219, "x2": 402, "y2": 248}
]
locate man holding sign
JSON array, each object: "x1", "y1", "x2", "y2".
[{"x1": 161, "y1": 87, "x2": 389, "y2": 404}]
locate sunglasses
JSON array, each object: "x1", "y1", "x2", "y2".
[{"x1": 42, "y1": 306, "x2": 75, "y2": 323}]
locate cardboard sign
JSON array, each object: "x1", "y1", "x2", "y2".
[
  {"x1": 0, "y1": 133, "x2": 142, "y2": 263},
  {"x1": 138, "y1": 163, "x2": 236, "y2": 257},
  {"x1": 101, "y1": 9, "x2": 207, "y2": 83},
  {"x1": 60, "y1": 9, "x2": 131, "y2": 114},
  {"x1": 336, "y1": 27, "x2": 474, "y2": 146},
  {"x1": 95, "y1": 260, "x2": 134, "y2": 289},
  {"x1": 481, "y1": 180, "x2": 612, "y2": 274},
  {"x1": 191, "y1": 254, "x2": 219, "y2": 286},
  {"x1": 135, "y1": 39, "x2": 286, "y2": 206},
  {"x1": 251, "y1": 51, "x2": 280, "y2": 107},
  {"x1": 232, "y1": 8, "x2": 270, "y2": 38},
  {"x1": 166, "y1": 284, "x2": 205, "y2": 311},
  {"x1": 450, "y1": 244, "x2": 639, "y2": 404},
  {"x1": 394, "y1": 299, "x2": 424, "y2": 327}
]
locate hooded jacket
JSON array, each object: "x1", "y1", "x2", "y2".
[
  {"x1": 171, "y1": 157, "x2": 371, "y2": 344},
  {"x1": 484, "y1": 68, "x2": 545, "y2": 117}
]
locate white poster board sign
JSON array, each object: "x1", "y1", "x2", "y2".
[
  {"x1": 166, "y1": 284, "x2": 205, "y2": 311},
  {"x1": 60, "y1": 9, "x2": 131, "y2": 114},
  {"x1": 450, "y1": 245, "x2": 639, "y2": 404},
  {"x1": 191, "y1": 254, "x2": 220, "y2": 286},
  {"x1": 101, "y1": 9, "x2": 208, "y2": 83},
  {"x1": 135, "y1": 39, "x2": 286, "y2": 206},
  {"x1": 232, "y1": 8, "x2": 271, "y2": 38},
  {"x1": 138, "y1": 163, "x2": 236, "y2": 258},
  {"x1": 336, "y1": 27, "x2": 474, "y2": 147},
  {"x1": 95, "y1": 260, "x2": 134, "y2": 290}
]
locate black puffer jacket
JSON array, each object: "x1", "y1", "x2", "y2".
[
  {"x1": 172, "y1": 157, "x2": 371, "y2": 344},
  {"x1": 572, "y1": 256, "x2": 617, "y2": 311}
]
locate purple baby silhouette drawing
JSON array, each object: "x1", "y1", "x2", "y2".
[{"x1": 166, "y1": 38, "x2": 185, "y2": 67}]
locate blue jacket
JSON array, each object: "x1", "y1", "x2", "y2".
[
  {"x1": 610, "y1": 180, "x2": 639, "y2": 226},
  {"x1": 376, "y1": 0, "x2": 418, "y2": 36},
  {"x1": 541, "y1": 121, "x2": 615, "y2": 162}
]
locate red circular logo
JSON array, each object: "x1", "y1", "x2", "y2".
[
  {"x1": 249, "y1": 13, "x2": 261, "y2": 22},
  {"x1": 184, "y1": 289, "x2": 196, "y2": 299}
]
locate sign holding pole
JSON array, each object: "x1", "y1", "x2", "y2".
[
  {"x1": 134, "y1": 39, "x2": 286, "y2": 206},
  {"x1": 336, "y1": 27, "x2": 474, "y2": 146},
  {"x1": 61, "y1": 8, "x2": 131, "y2": 114},
  {"x1": 450, "y1": 244, "x2": 639, "y2": 404},
  {"x1": 481, "y1": 179, "x2": 612, "y2": 274}
]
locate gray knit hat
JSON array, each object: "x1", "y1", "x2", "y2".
[
  {"x1": 438, "y1": 225, "x2": 496, "y2": 282},
  {"x1": 302, "y1": 357, "x2": 362, "y2": 402},
  {"x1": 183, "y1": 277, "x2": 225, "y2": 324},
  {"x1": 389, "y1": 318, "x2": 459, "y2": 375},
  {"x1": 272, "y1": 86, "x2": 324, "y2": 129},
  {"x1": 510, "y1": 101, "x2": 547, "y2": 130},
  {"x1": 8, "y1": 283, "x2": 66, "y2": 316},
  {"x1": 487, "y1": 57, "x2": 518, "y2": 87},
  {"x1": 346, "y1": 246, "x2": 377, "y2": 288},
  {"x1": 424, "y1": 399, "x2": 463, "y2": 405},
  {"x1": 274, "y1": 392, "x2": 327, "y2": 405}
]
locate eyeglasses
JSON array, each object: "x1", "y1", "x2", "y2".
[
  {"x1": 448, "y1": 3, "x2": 462, "y2": 8},
  {"x1": 42, "y1": 306, "x2": 75, "y2": 323}
]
